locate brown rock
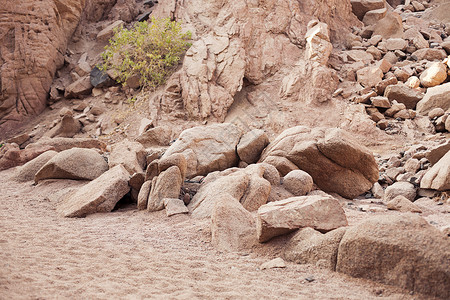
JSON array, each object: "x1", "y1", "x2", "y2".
[
  {"x1": 420, "y1": 151, "x2": 450, "y2": 191},
  {"x1": 237, "y1": 129, "x2": 269, "y2": 164},
  {"x1": 25, "y1": 137, "x2": 107, "y2": 153},
  {"x1": 135, "y1": 126, "x2": 172, "y2": 148},
  {"x1": 372, "y1": 12, "x2": 403, "y2": 39},
  {"x1": 35, "y1": 148, "x2": 109, "y2": 183},
  {"x1": 109, "y1": 139, "x2": 147, "y2": 175},
  {"x1": 283, "y1": 227, "x2": 347, "y2": 271},
  {"x1": 10, "y1": 150, "x2": 58, "y2": 182},
  {"x1": 282, "y1": 170, "x2": 314, "y2": 196},
  {"x1": 96, "y1": 20, "x2": 124, "y2": 41},
  {"x1": 260, "y1": 127, "x2": 379, "y2": 199},
  {"x1": 384, "y1": 181, "x2": 416, "y2": 202},
  {"x1": 412, "y1": 48, "x2": 447, "y2": 61},
  {"x1": 0, "y1": 143, "x2": 54, "y2": 171},
  {"x1": 57, "y1": 165, "x2": 130, "y2": 218},
  {"x1": 387, "y1": 195, "x2": 422, "y2": 213},
  {"x1": 211, "y1": 194, "x2": 257, "y2": 252},
  {"x1": 384, "y1": 84, "x2": 424, "y2": 109},
  {"x1": 350, "y1": 0, "x2": 385, "y2": 20},
  {"x1": 162, "y1": 124, "x2": 243, "y2": 178},
  {"x1": 356, "y1": 65, "x2": 384, "y2": 88},
  {"x1": 137, "y1": 180, "x2": 152, "y2": 210},
  {"x1": 158, "y1": 153, "x2": 188, "y2": 180},
  {"x1": 147, "y1": 166, "x2": 182, "y2": 212},
  {"x1": 44, "y1": 115, "x2": 81, "y2": 138},
  {"x1": 416, "y1": 82, "x2": 450, "y2": 115},
  {"x1": 64, "y1": 76, "x2": 93, "y2": 98},
  {"x1": 336, "y1": 214, "x2": 450, "y2": 299},
  {"x1": 163, "y1": 198, "x2": 189, "y2": 217},
  {"x1": 256, "y1": 195, "x2": 348, "y2": 242}
]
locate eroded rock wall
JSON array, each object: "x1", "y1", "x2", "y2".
[{"x1": 0, "y1": 0, "x2": 85, "y2": 137}]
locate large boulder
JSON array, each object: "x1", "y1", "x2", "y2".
[
  {"x1": 384, "y1": 84, "x2": 424, "y2": 109},
  {"x1": 256, "y1": 195, "x2": 348, "y2": 242},
  {"x1": 189, "y1": 164, "x2": 272, "y2": 218},
  {"x1": 420, "y1": 150, "x2": 450, "y2": 191},
  {"x1": 211, "y1": 194, "x2": 257, "y2": 252},
  {"x1": 416, "y1": 82, "x2": 450, "y2": 115},
  {"x1": 161, "y1": 123, "x2": 243, "y2": 178},
  {"x1": 260, "y1": 127, "x2": 379, "y2": 199},
  {"x1": 57, "y1": 165, "x2": 130, "y2": 218},
  {"x1": 10, "y1": 150, "x2": 57, "y2": 182},
  {"x1": 25, "y1": 137, "x2": 107, "y2": 152},
  {"x1": 0, "y1": 143, "x2": 54, "y2": 171},
  {"x1": 108, "y1": 139, "x2": 147, "y2": 175},
  {"x1": 336, "y1": 214, "x2": 450, "y2": 299},
  {"x1": 237, "y1": 129, "x2": 269, "y2": 164},
  {"x1": 0, "y1": 0, "x2": 85, "y2": 135},
  {"x1": 35, "y1": 148, "x2": 109, "y2": 182}
]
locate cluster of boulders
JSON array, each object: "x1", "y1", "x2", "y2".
[{"x1": 335, "y1": 0, "x2": 450, "y2": 134}]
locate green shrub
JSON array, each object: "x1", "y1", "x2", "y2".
[{"x1": 101, "y1": 17, "x2": 191, "y2": 90}]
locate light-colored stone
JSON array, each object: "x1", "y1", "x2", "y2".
[
  {"x1": 305, "y1": 22, "x2": 333, "y2": 65},
  {"x1": 135, "y1": 126, "x2": 172, "y2": 148},
  {"x1": 385, "y1": 38, "x2": 408, "y2": 51},
  {"x1": 416, "y1": 82, "x2": 450, "y2": 115},
  {"x1": 57, "y1": 165, "x2": 130, "y2": 218},
  {"x1": 260, "y1": 127, "x2": 379, "y2": 199},
  {"x1": 260, "y1": 258, "x2": 286, "y2": 270},
  {"x1": 147, "y1": 166, "x2": 183, "y2": 212},
  {"x1": 357, "y1": 65, "x2": 383, "y2": 88},
  {"x1": 237, "y1": 129, "x2": 269, "y2": 164},
  {"x1": 164, "y1": 198, "x2": 189, "y2": 217},
  {"x1": 283, "y1": 227, "x2": 347, "y2": 270},
  {"x1": 109, "y1": 139, "x2": 147, "y2": 175},
  {"x1": 428, "y1": 108, "x2": 445, "y2": 119},
  {"x1": 282, "y1": 170, "x2": 313, "y2": 196},
  {"x1": 336, "y1": 214, "x2": 450, "y2": 299},
  {"x1": 372, "y1": 12, "x2": 404, "y2": 39},
  {"x1": 64, "y1": 76, "x2": 93, "y2": 98},
  {"x1": 10, "y1": 151, "x2": 58, "y2": 182},
  {"x1": 137, "y1": 180, "x2": 152, "y2": 210},
  {"x1": 419, "y1": 62, "x2": 447, "y2": 88},
  {"x1": 420, "y1": 151, "x2": 450, "y2": 191},
  {"x1": 162, "y1": 124, "x2": 243, "y2": 178},
  {"x1": 35, "y1": 148, "x2": 108, "y2": 183},
  {"x1": 256, "y1": 195, "x2": 348, "y2": 242},
  {"x1": 387, "y1": 195, "x2": 422, "y2": 213},
  {"x1": 384, "y1": 181, "x2": 416, "y2": 202},
  {"x1": 211, "y1": 194, "x2": 257, "y2": 252},
  {"x1": 384, "y1": 84, "x2": 424, "y2": 109}
]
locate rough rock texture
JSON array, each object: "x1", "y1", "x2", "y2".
[
  {"x1": 282, "y1": 170, "x2": 313, "y2": 196},
  {"x1": 256, "y1": 195, "x2": 348, "y2": 242},
  {"x1": 237, "y1": 129, "x2": 269, "y2": 164},
  {"x1": 189, "y1": 164, "x2": 272, "y2": 218},
  {"x1": 137, "y1": 180, "x2": 151, "y2": 211},
  {"x1": 305, "y1": 21, "x2": 333, "y2": 65},
  {"x1": 10, "y1": 150, "x2": 58, "y2": 182},
  {"x1": 25, "y1": 137, "x2": 107, "y2": 152},
  {"x1": 108, "y1": 139, "x2": 147, "y2": 175},
  {"x1": 260, "y1": 126, "x2": 378, "y2": 199},
  {"x1": 147, "y1": 166, "x2": 182, "y2": 212},
  {"x1": 284, "y1": 227, "x2": 347, "y2": 271},
  {"x1": 153, "y1": 0, "x2": 360, "y2": 121},
  {"x1": 336, "y1": 214, "x2": 450, "y2": 299},
  {"x1": 384, "y1": 181, "x2": 417, "y2": 202},
  {"x1": 0, "y1": 0, "x2": 85, "y2": 135},
  {"x1": 420, "y1": 150, "x2": 450, "y2": 191},
  {"x1": 211, "y1": 194, "x2": 257, "y2": 252},
  {"x1": 384, "y1": 84, "x2": 424, "y2": 109},
  {"x1": 419, "y1": 62, "x2": 447, "y2": 88},
  {"x1": 416, "y1": 82, "x2": 450, "y2": 115},
  {"x1": 35, "y1": 148, "x2": 109, "y2": 182},
  {"x1": 163, "y1": 198, "x2": 189, "y2": 217},
  {"x1": 57, "y1": 165, "x2": 130, "y2": 218},
  {"x1": 44, "y1": 115, "x2": 82, "y2": 138},
  {"x1": 387, "y1": 195, "x2": 422, "y2": 213},
  {"x1": 162, "y1": 124, "x2": 243, "y2": 178},
  {"x1": 0, "y1": 143, "x2": 54, "y2": 171}
]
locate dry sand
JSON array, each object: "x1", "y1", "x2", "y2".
[{"x1": 0, "y1": 168, "x2": 437, "y2": 299}]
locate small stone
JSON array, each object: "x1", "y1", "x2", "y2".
[
  {"x1": 428, "y1": 108, "x2": 445, "y2": 119},
  {"x1": 164, "y1": 198, "x2": 189, "y2": 217},
  {"x1": 387, "y1": 195, "x2": 422, "y2": 213},
  {"x1": 260, "y1": 258, "x2": 286, "y2": 270}
]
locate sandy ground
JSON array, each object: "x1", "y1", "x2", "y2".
[{"x1": 0, "y1": 168, "x2": 442, "y2": 300}]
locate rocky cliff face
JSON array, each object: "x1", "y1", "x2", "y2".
[
  {"x1": 152, "y1": 0, "x2": 360, "y2": 122},
  {"x1": 0, "y1": 0, "x2": 85, "y2": 135}
]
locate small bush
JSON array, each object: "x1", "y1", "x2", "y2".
[{"x1": 101, "y1": 17, "x2": 191, "y2": 90}]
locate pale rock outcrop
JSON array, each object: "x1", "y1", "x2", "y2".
[
  {"x1": 211, "y1": 194, "x2": 257, "y2": 252},
  {"x1": 189, "y1": 164, "x2": 272, "y2": 218},
  {"x1": 420, "y1": 150, "x2": 450, "y2": 191},
  {"x1": 108, "y1": 139, "x2": 147, "y2": 175},
  {"x1": 256, "y1": 195, "x2": 348, "y2": 242},
  {"x1": 304, "y1": 21, "x2": 333, "y2": 66},
  {"x1": 416, "y1": 82, "x2": 450, "y2": 115},
  {"x1": 35, "y1": 148, "x2": 109, "y2": 182},
  {"x1": 336, "y1": 214, "x2": 450, "y2": 299},
  {"x1": 0, "y1": 0, "x2": 85, "y2": 135},
  {"x1": 57, "y1": 165, "x2": 130, "y2": 218},
  {"x1": 10, "y1": 150, "x2": 57, "y2": 182},
  {"x1": 419, "y1": 62, "x2": 447, "y2": 88},
  {"x1": 152, "y1": 0, "x2": 359, "y2": 121},
  {"x1": 284, "y1": 227, "x2": 347, "y2": 271},
  {"x1": 162, "y1": 124, "x2": 243, "y2": 178},
  {"x1": 147, "y1": 166, "x2": 183, "y2": 212},
  {"x1": 260, "y1": 127, "x2": 379, "y2": 199}
]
